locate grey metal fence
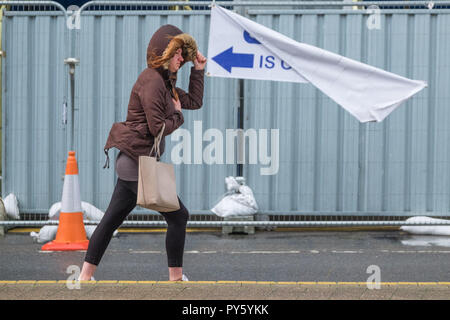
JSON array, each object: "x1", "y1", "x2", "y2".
[{"x1": 1, "y1": 1, "x2": 450, "y2": 226}]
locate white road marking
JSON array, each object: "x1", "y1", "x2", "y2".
[
  {"x1": 129, "y1": 250, "x2": 219, "y2": 254},
  {"x1": 186, "y1": 251, "x2": 218, "y2": 254},
  {"x1": 230, "y1": 251, "x2": 301, "y2": 254},
  {"x1": 45, "y1": 249, "x2": 450, "y2": 255},
  {"x1": 386, "y1": 250, "x2": 450, "y2": 254},
  {"x1": 331, "y1": 250, "x2": 363, "y2": 254}
]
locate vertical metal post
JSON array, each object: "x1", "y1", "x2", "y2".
[
  {"x1": 237, "y1": 79, "x2": 244, "y2": 177},
  {"x1": 236, "y1": 5, "x2": 246, "y2": 178},
  {"x1": 64, "y1": 3, "x2": 80, "y2": 153},
  {"x1": 64, "y1": 58, "x2": 79, "y2": 151}
]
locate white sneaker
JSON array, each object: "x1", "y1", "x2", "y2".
[{"x1": 181, "y1": 274, "x2": 189, "y2": 281}]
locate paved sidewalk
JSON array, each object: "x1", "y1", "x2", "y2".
[{"x1": 1, "y1": 281, "x2": 449, "y2": 300}]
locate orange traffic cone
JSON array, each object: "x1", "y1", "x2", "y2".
[{"x1": 41, "y1": 151, "x2": 89, "y2": 251}]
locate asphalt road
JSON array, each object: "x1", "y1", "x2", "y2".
[{"x1": 1, "y1": 229, "x2": 450, "y2": 283}]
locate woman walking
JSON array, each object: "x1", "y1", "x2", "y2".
[{"x1": 79, "y1": 24, "x2": 206, "y2": 281}]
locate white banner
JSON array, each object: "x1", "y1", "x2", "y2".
[{"x1": 207, "y1": 5, "x2": 427, "y2": 123}]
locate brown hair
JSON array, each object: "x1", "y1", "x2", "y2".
[
  {"x1": 171, "y1": 86, "x2": 179, "y2": 102},
  {"x1": 147, "y1": 35, "x2": 183, "y2": 101}
]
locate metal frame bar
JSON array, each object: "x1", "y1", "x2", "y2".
[
  {"x1": 79, "y1": 10, "x2": 209, "y2": 15},
  {"x1": 74, "y1": 1, "x2": 450, "y2": 15},
  {"x1": 247, "y1": 9, "x2": 450, "y2": 14},
  {"x1": 16, "y1": 208, "x2": 450, "y2": 217},
  {"x1": 0, "y1": 1, "x2": 67, "y2": 17},
  {"x1": 1, "y1": 219, "x2": 450, "y2": 227},
  {"x1": 78, "y1": 1, "x2": 450, "y2": 10}
]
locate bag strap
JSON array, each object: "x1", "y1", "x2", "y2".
[{"x1": 149, "y1": 122, "x2": 166, "y2": 158}]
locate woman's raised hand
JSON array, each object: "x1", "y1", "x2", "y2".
[{"x1": 193, "y1": 51, "x2": 207, "y2": 70}]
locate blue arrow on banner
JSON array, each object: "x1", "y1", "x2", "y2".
[{"x1": 212, "y1": 47, "x2": 254, "y2": 73}]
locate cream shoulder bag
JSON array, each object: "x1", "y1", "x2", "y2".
[{"x1": 137, "y1": 123, "x2": 180, "y2": 212}]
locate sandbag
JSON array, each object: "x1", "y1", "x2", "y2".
[
  {"x1": 3, "y1": 194, "x2": 20, "y2": 220},
  {"x1": 400, "y1": 216, "x2": 450, "y2": 236},
  {"x1": 211, "y1": 177, "x2": 259, "y2": 217},
  {"x1": 31, "y1": 225, "x2": 118, "y2": 244},
  {"x1": 33, "y1": 201, "x2": 118, "y2": 243},
  {"x1": 48, "y1": 201, "x2": 105, "y2": 221},
  {"x1": 30, "y1": 226, "x2": 58, "y2": 244},
  {"x1": 81, "y1": 202, "x2": 104, "y2": 221},
  {"x1": 48, "y1": 202, "x2": 62, "y2": 220}
]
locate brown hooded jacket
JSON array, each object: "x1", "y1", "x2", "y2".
[{"x1": 103, "y1": 24, "x2": 204, "y2": 168}]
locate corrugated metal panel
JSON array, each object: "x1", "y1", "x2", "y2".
[
  {"x1": 2, "y1": 10, "x2": 69, "y2": 213},
  {"x1": 244, "y1": 11, "x2": 450, "y2": 215},
  {"x1": 2, "y1": 5, "x2": 450, "y2": 216}
]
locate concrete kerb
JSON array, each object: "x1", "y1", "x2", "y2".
[
  {"x1": 1, "y1": 281, "x2": 450, "y2": 300},
  {"x1": 2, "y1": 281, "x2": 450, "y2": 287}
]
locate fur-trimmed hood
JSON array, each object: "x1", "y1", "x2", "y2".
[{"x1": 146, "y1": 24, "x2": 198, "y2": 76}]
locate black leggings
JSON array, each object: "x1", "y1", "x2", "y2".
[{"x1": 84, "y1": 178, "x2": 189, "y2": 267}]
